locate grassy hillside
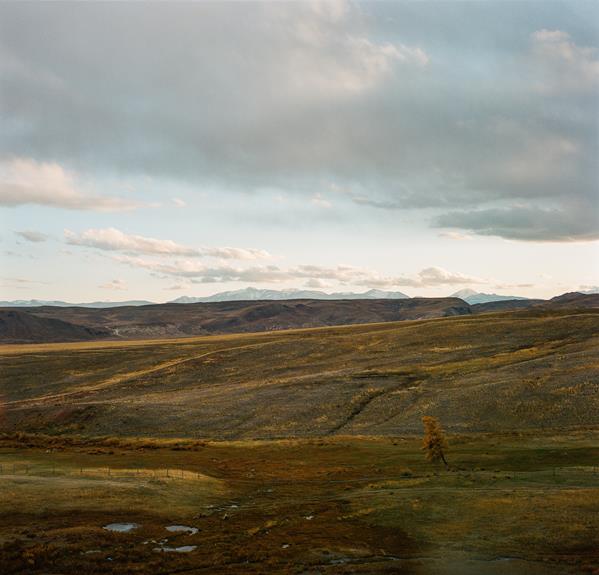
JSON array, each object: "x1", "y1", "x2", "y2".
[{"x1": 2, "y1": 309, "x2": 597, "y2": 438}]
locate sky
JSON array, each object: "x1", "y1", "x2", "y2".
[{"x1": 1, "y1": 0, "x2": 598, "y2": 302}]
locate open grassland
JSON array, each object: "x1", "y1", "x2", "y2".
[
  {"x1": 1, "y1": 309, "x2": 598, "y2": 438},
  {"x1": 0, "y1": 432, "x2": 597, "y2": 574},
  {"x1": 1, "y1": 310, "x2": 598, "y2": 573}
]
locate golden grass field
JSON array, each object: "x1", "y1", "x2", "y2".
[{"x1": 1, "y1": 309, "x2": 598, "y2": 573}]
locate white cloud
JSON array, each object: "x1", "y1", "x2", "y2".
[
  {"x1": 263, "y1": 2, "x2": 428, "y2": 100},
  {"x1": 15, "y1": 230, "x2": 48, "y2": 243},
  {"x1": 532, "y1": 29, "x2": 599, "y2": 93},
  {"x1": 304, "y1": 278, "x2": 331, "y2": 289},
  {"x1": 99, "y1": 279, "x2": 127, "y2": 291},
  {"x1": 0, "y1": 157, "x2": 141, "y2": 211},
  {"x1": 493, "y1": 283, "x2": 534, "y2": 290},
  {"x1": 172, "y1": 197, "x2": 186, "y2": 208},
  {"x1": 113, "y1": 255, "x2": 484, "y2": 289},
  {"x1": 65, "y1": 228, "x2": 271, "y2": 260},
  {"x1": 164, "y1": 284, "x2": 188, "y2": 291},
  {"x1": 353, "y1": 267, "x2": 485, "y2": 288},
  {"x1": 417, "y1": 267, "x2": 483, "y2": 286},
  {"x1": 1, "y1": 276, "x2": 48, "y2": 285},
  {"x1": 310, "y1": 193, "x2": 332, "y2": 208}
]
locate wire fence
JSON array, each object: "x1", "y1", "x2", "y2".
[
  {"x1": 0, "y1": 462, "x2": 206, "y2": 480},
  {"x1": 0, "y1": 461, "x2": 597, "y2": 485}
]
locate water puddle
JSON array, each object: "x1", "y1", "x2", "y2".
[
  {"x1": 154, "y1": 545, "x2": 197, "y2": 553},
  {"x1": 103, "y1": 523, "x2": 138, "y2": 533},
  {"x1": 166, "y1": 525, "x2": 198, "y2": 535}
]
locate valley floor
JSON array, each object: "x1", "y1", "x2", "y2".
[{"x1": 0, "y1": 431, "x2": 598, "y2": 574}]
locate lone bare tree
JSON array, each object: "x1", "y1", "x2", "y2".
[{"x1": 422, "y1": 416, "x2": 448, "y2": 468}]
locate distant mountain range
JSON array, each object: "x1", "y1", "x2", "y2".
[
  {"x1": 0, "y1": 299, "x2": 154, "y2": 308},
  {"x1": 169, "y1": 287, "x2": 410, "y2": 304},
  {"x1": 449, "y1": 289, "x2": 529, "y2": 305},
  {"x1": 0, "y1": 286, "x2": 576, "y2": 307},
  {"x1": 168, "y1": 287, "x2": 535, "y2": 305}
]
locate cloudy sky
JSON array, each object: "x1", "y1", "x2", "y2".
[{"x1": 1, "y1": 1, "x2": 598, "y2": 302}]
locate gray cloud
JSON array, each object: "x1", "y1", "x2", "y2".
[
  {"x1": 436, "y1": 204, "x2": 599, "y2": 242},
  {"x1": 15, "y1": 230, "x2": 48, "y2": 243},
  {"x1": 0, "y1": 2, "x2": 597, "y2": 239},
  {"x1": 164, "y1": 284, "x2": 187, "y2": 291}
]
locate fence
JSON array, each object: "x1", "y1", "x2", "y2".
[{"x1": 0, "y1": 462, "x2": 207, "y2": 480}]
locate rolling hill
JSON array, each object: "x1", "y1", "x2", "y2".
[
  {"x1": 469, "y1": 298, "x2": 544, "y2": 313},
  {"x1": 1, "y1": 308, "x2": 597, "y2": 438},
  {"x1": 0, "y1": 297, "x2": 470, "y2": 342},
  {"x1": 0, "y1": 310, "x2": 111, "y2": 343},
  {"x1": 1, "y1": 292, "x2": 598, "y2": 343},
  {"x1": 541, "y1": 291, "x2": 599, "y2": 309}
]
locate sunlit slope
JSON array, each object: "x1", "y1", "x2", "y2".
[{"x1": 1, "y1": 309, "x2": 598, "y2": 438}]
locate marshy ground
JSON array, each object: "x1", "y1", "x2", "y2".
[{"x1": 0, "y1": 432, "x2": 597, "y2": 574}]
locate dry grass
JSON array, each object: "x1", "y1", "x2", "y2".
[
  {"x1": 1, "y1": 310, "x2": 598, "y2": 572},
  {"x1": 0, "y1": 432, "x2": 597, "y2": 574},
  {"x1": 1, "y1": 309, "x2": 598, "y2": 438}
]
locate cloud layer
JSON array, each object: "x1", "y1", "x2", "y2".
[
  {"x1": 63, "y1": 227, "x2": 485, "y2": 292},
  {"x1": 0, "y1": 2, "x2": 597, "y2": 241},
  {"x1": 113, "y1": 253, "x2": 483, "y2": 290}
]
